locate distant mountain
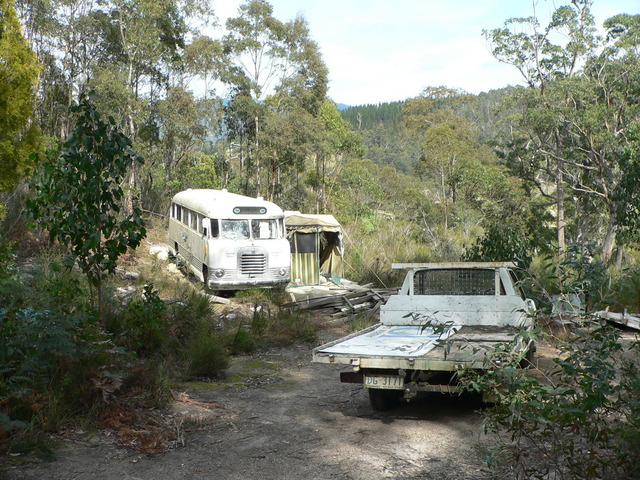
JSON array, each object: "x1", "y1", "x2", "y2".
[{"x1": 336, "y1": 103, "x2": 351, "y2": 111}]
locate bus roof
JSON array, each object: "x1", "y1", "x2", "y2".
[{"x1": 171, "y1": 189, "x2": 284, "y2": 218}]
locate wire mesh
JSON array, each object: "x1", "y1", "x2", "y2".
[{"x1": 413, "y1": 268, "x2": 497, "y2": 295}]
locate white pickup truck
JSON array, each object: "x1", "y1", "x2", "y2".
[{"x1": 312, "y1": 262, "x2": 535, "y2": 410}]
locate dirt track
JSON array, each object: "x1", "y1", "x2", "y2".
[{"x1": 3, "y1": 327, "x2": 493, "y2": 480}]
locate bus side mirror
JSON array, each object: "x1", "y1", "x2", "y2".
[{"x1": 202, "y1": 218, "x2": 210, "y2": 237}]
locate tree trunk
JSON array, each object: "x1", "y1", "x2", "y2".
[
  {"x1": 600, "y1": 211, "x2": 617, "y2": 263},
  {"x1": 615, "y1": 245, "x2": 624, "y2": 269},
  {"x1": 441, "y1": 169, "x2": 448, "y2": 231},
  {"x1": 255, "y1": 116, "x2": 261, "y2": 196},
  {"x1": 556, "y1": 163, "x2": 566, "y2": 260}
]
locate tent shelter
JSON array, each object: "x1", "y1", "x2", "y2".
[{"x1": 285, "y1": 211, "x2": 344, "y2": 286}]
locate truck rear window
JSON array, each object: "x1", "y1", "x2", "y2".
[{"x1": 413, "y1": 268, "x2": 502, "y2": 295}]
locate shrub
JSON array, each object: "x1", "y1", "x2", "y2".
[
  {"x1": 106, "y1": 284, "x2": 169, "y2": 356},
  {"x1": 182, "y1": 322, "x2": 228, "y2": 379},
  {"x1": 230, "y1": 327, "x2": 256, "y2": 354},
  {"x1": 606, "y1": 261, "x2": 640, "y2": 312},
  {"x1": 0, "y1": 306, "x2": 123, "y2": 447},
  {"x1": 460, "y1": 320, "x2": 640, "y2": 479},
  {"x1": 463, "y1": 221, "x2": 534, "y2": 269}
]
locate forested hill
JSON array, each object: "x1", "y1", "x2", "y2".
[
  {"x1": 339, "y1": 87, "x2": 514, "y2": 135},
  {"x1": 340, "y1": 101, "x2": 404, "y2": 130},
  {"x1": 338, "y1": 87, "x2": 515, "y2": 173}
]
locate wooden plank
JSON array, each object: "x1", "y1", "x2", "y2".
[{"x1": 596, "y1": 310, "x2": 640, "y2": 331}]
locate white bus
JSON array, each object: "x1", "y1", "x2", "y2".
[{"x1": 168, "y1": 189, "x2": 290, "y2": 290}]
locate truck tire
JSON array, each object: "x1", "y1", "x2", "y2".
[
  {"x1": 520, "y1": 342, "x2": 536, "y2": 369},
  {"x1": 368, "y1": 388, "x2": 402, "y2": 411}
]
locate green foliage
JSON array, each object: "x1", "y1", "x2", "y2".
[
  {"x1": 464, "y1": 222, "x2": 534, "y2": 269},
  {"x1": 559, "y1": 243, "x2": 608, "y2": 299},
  {"x1": 460, "y1": 321, "x2": 640, "y2": 479},
  {"x1": 27, "y1": 94, "x2": 146, "y2": 318},
  {"x1": 615, "y1": 120, "x2": 640, "y2": 238},
  {"x1": 0, "y1": 306, "x2": 122, "y2": 440},
  {"x1": 0, "y1": 237, "x2": 16, "y2": 284},
  {"x1": 0, "y1": 0, "x2": 42, "y2": 192},
  {"x1": 607, "y1": 261, "x2": 640, "y2": 312},
  {"x1": 108, "y1": 284, "x2": 169, "y2": 356},
  {"x1": 106, "y1": 284, "x2": 217, "y2": 361},
  {"x1": 183, "y1": 322, "x2": 228, "y2": 379},
  {"x1": 330, "y1": 158, "x2": 384, "y2": 222},
  {"x1": 230, "y1": 327, "x2": 256, "y2": 355},
  {"x1": 177, "y1": 152, "x2": 222, "y2": 191},
  {"x1": 226, "y1": 292, "x2": 317, "y2": 352}
]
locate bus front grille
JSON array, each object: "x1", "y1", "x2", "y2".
[{"x1": 240, "y1": 253, "x2": 267, "y2": 276}]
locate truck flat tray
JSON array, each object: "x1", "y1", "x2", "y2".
[{"x1": 312, "y1": 323, "x2": 521, "y2": 371}]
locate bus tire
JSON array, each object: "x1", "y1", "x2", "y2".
[{"x1": 203, "y1": 266, "x2": 209, "y2": 289}]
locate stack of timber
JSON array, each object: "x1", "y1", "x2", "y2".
[
  {"x1": 596, "y1": 307, "x2": 640, "y2": 331},
  {"x1": 289, "y1": 285, "x2": 398, "y2": 320}
]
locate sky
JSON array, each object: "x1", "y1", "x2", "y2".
[{"x1": 213, "y1": 0, "x2": 639, "y2": 106}]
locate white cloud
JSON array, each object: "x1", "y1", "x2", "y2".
[{"x1": 209, "y1": 0, "x2": 639, "y2": 105}]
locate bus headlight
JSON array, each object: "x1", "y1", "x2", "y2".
[
  {"x1": 214, "y1": 268, "x2": 225, "y2": 278},
  {"x1": 278, "y1": 268, "x2": 288, "y2": 276}
]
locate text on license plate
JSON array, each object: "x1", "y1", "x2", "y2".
[{"x1": 364, "y1": 375, "x2": 404, "y2": 390}]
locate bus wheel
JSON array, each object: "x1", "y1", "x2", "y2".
[{"x1": 203, "y1": 266, "x2": 209, "y2": 288}]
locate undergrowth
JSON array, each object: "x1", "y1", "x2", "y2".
[
  {"x1": 0, "y1": 228, "x2": 318, "y2": 456},
  {"x1": 456, "y1": 248, "x2": 640, "y2": 479},
  {"x1": 459, "y1": 321, "x2": 640, "y2": 480}
]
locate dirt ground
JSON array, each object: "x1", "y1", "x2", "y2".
[{"x1": 2, "y1": 325, "x2": 496, "y2": 480}]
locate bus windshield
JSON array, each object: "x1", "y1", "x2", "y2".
[
  {"x1": 220, "y1": 218, "x2": 280, "y2": 240},
  {"x1": 221, "y1": 220, "x2": 250, "y2": 239},
  {"x1": 251, "y1": 219, "x2": 279, "y2": 239}
]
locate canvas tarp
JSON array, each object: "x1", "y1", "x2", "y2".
[{"x1": 285, "y1": 212, "x2": 344, "y2": 286}]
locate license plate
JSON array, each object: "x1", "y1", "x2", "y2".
[{"x1": 364, "y1": 375, "x2": 404, "y2": 390}]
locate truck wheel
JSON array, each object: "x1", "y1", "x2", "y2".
[
  {"x1": 368, "y1": 389, "x2": 402, "y2": 411},
  {"x1": 520, "y1": 342, "x2": 536, "y2": 369}
]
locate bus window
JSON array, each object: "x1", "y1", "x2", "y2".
[
  {"x1": 210, "y1": 219, "x2": 219, "y2": 238},
  {"x1": 252, "y1": 219, "x2": 278, "y2": 239},
  {"x1": 189, "y1": 210, "x2": 198, "y2": 230},
  {"x1": 221, "y1": 219, "x2": 250, "y2": 239}
]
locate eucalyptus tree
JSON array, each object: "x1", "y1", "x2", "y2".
[
  {"x1": 416, "y1": 112, "x2": 474, "y2": 231},
  {"x1": 315, "y1": 100, "x2": 362, "y2": 211},
  {"x1": 184, "y1": 35, "x2": 226, "y2": 100},
  {"x1": 484, "y1": 0, "x2": 599, "y2": 258},
  {"x1": 222, "y1": 0, "x2": 287, "y2": 194},
  {"x1": 222, "y1": 0, "x2": 330, "y2": 198},
  {"x1": 486, "y1": 4, "x2": 640, "y2": 263},
  {"x1": 14, "y1": 0, "x2": 104, "y2": 138},
  {"x1": 590, "y1": 14, "x2": 640, "y2": 258}
]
